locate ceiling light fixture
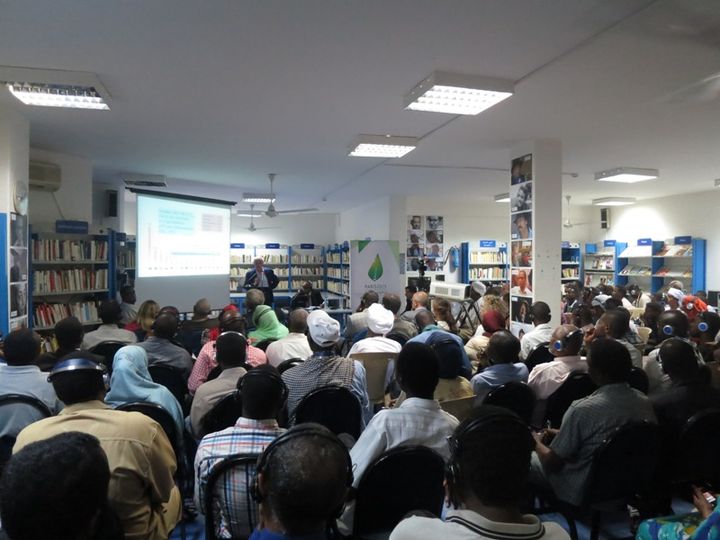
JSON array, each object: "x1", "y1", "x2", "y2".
[
  {"x1": 594, "y1": 167, "x2": 658, "y2": 183},
  {"x1": 241, "y1": 193, "x2": 276, "y2": 204},
  {"x1": 592, "y1": 197, "x2": 636, "y2": 206},
  {"x1": 348, "y1": 135, "x2": 418, "y2": 158},
  {"x1": 236, "y1": 211, "x2": 263, "y2": 217},
  {"x1": 494, "y1": 193, "x2": 510, "y2": 203},
  {"x1": 404, "y1": 71, "x2": 514, "y2": 115}
]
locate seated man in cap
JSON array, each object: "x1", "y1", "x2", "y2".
[
  {"x1": 282, "y1": 310, "x2": 371, "y2": 424},
  {"x1": 14, "y1": 353, "x2": 181, "y2": 540},
  {"x1": 348, "y1": 303, "x2": 402, "y2": 390},
  {"x1": 666, "y1": 287, "x2": 684, "y2": 311}
]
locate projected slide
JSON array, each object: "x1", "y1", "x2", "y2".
[{"x1": 137, "y1": 194, "x2": 230, "y2": 277}]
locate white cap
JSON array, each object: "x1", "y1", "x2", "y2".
[
  {"x1": 667, "y1": 287, "x2": 683, "y2": 301},
  {"x1": 306, "y1": 310, "x2": 340, "y2": 347},
  {"x1": 366, "y1": 303, "x2": 394, "y2": 336},
  {"x1": 471, "y1": 281, "x2": 487, "y2": 296}
]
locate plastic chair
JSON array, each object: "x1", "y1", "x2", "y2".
[
  {"x1": 148, "y1": 364, "x2": 188, "y2": 409},
  {"x1": 385, "y1": 332, "x2": 409, "y2": 346},
  {"x1": 636, "y1": 326, "x2": 651, "y2": 344},
  {"x1": 350, "y1": 352, "x2": 398, "y2": 405},
  {"x1": 544, "y1": 371, "x2": 596, "y2": 428},
  {"x1": 671, "y1": 408, "x2": 720, "y2": 488},
  {"x1": 525, "y1": 342, "x2": 554, "y2": 371},
  {"x1": 276, "y1": 358, "x2": 304, "y2": 374},
  {"x1": 439, "y1": 395, "x2": 476, "y2": 423},
  {"x1": 294, "y1": 386, "x2": 362, "y2": 440},
  {"x1": 0, "y1": 394, "x2": 54, "y2": 445},
  {"x1": 200, "y1": 391, "x2": 244, "y2": 438},
  {"x1": 353, "y1": 446, "x2": 445, "y2": 538},
  {"x1": 483, "y1": 381, "x2": 536, "y2": 425},
  {"x1": 628, "y1": 366, "x2": 649, "y2": 394},
  {"x1": 88, "y1": 341, "x2": 127, "y2": 373},
  {"x1": 203, "y1": 454, "x2": 260, "y2": 540}
]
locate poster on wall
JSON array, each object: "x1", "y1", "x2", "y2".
[
  {"x1": 350, "y1": 240, "x2": 402, "y2": 308},
  {"x1": 8, "y1": 213, "x2": 29, "y2": 331},
  {"x1": 509, "y1": 154, "x2": 533, "y2": 338},
  {"x1": 405, "y1": 215, "x2": 444, "y2": 274}
]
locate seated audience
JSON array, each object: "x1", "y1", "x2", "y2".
[
  {"x1": 464, "y1": 310, "x2": 506, "y2": 368},
  {"x1": 0, "y1": 329, "x2": 62, "y2": 439},
  {"x1": 265, "y1": 309, "x2": 313, "y2": 367},
  {"x1": 1, "y1": 432, "x2": 123, "y2": 540},
  {"x1": 390, "y1": 406, "x2": 569, "y2": 540},
  {"x1": 520, "y1": 302, "x2": 553, "y2": 360},
  {"x1": 244, "y1": 289, "x2": 266, "y2": 322},
  {"x1": 82, "y1": 300, "x2": 137, "y2": 349},
  {"x1": 400, "y1": 290, "x2": 430, "y2": 324},
  {"x1": 528, "y1": 325, "x2": 586, "y2": 400},
  {"x1": 248, "y1": 304, "x2": 289, "y2": 345},
  {"x1": 190, "y1": 332, "x2": 248, "y2": 438},
  {"x1": 14, "y1": 355, "x2": 180, "y2": 539},
  {"x1": 409, "y1": 310, "x2": 472, "y2": 378},
  {"x1": 612, "y1": 285, "x2": 634, "y2": 309},
  {"x1": 124, "y1": 299, "x2": 160, "y2": 340},
  {"x1": 381, "y1": 292, "x2": 417, "y2": 341},
  {"x1": 403, "y1": 285, "x2": 417, "y2": 313},
  {"x1": 345, "y1": 290, "x2": 380, "y2": 341},
  {"x1": 194, "y1": 365, "x2": 286, "y2": 537},
  {"x1": 119, "y1": 284, "x2": 138, "y2": 325},
  {"x1": 137, "y1": 312, "x2": 193, "y2": 377},
  {"x1": 188, "y1": 309, "x2": 267, "y2": 394},
  {"x1": 628, "y1": 283, "x2": 653, "y2": 309},
  {"x1": 36, "y1": 316, "x2": 103, "y2": 372},
  {"x1": 181, "y1": 298, "x2": 218, "y2": 332},
  {"x1": 666, "y1": 287, "x2": 683, "y2": 311},
  {"x1": 531, "y1": 338, "x2": 656, "y2": 506},
  {"x1": 349, "y1": 303, "x2": 401, "y2": 357},
  {"x1": 290, "y1": 281, "x2": 324, "y2": 309},
  {"x1": 105, "y1": 345, "x2": 185, "y2": 444},
  {"x1": 457, "y1": 280, "x2": 486, "y2": 337},
  {"x1": 692, "y1": 311, "x2": 720, "y2": 362},
  {"x1": 282, "y1": 310, "x2": 370, "y2": 424},
  {"x1": 471, "y1": 330, "x2": 528, "y2": 401},
  {"x1": 637, "y1": 486, "x2": 720, "y2": 540},
  {"x1": 641, "y1": 301, "x2": 664, "y2": 347},
  {"x1": 590, "y1": 309, "x2": 642, "y2": 367},
  {"x1": 432, "y1": 298, "x2": 458, "y2": 333},
  {"x1": 250, "y1": 424, "x2": 351, "y2": 540}
]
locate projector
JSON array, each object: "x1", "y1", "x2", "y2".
[{"x1": 429, "y1": 282, "x2": 469, "y2": 302}]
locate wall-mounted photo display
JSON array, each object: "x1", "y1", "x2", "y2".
[
  {"x1": 426, "y1": 230, "x2": 443, "y2": 244},
  {"x1": 406, "y1": 215, "x2": 444, "y2": 273},
  {"x1": 407, "y1": 231, "x2": 424, "y2": 245},
  {"x1": 10, "y1": 213, "x2": 27, "y2": 248},
  {"x1": 511, "y1": 154, "x2": 533, "y2": 185},
  {"x1": 509, "y1": 297, "x2": 534, "y2": 338},
  {"x1": 511, "y1": 240, "x2": 533, "y2": 268},
  {"x1": 407, "y1": 258, "x2": 420, "y2": 271},
  {"x1": 426, "y1": 216, "x2": 443, "y2": 231},
  {"x1": 511, "y1": 211, "x2": 532, "y2": 240},
  {"x1": 510, "y1": 181, "x2": 532, "y2": 213},
  {"x1": 407, "y1": 244, "x2": 423, "y2": 258},
  {"x1": 10, "y1": 282, "x2": 27, "y2": 318},
  {"x1": 9, "y1": 247, "x2": 28, "y2": 282},
  {"x1": 510, "y1": 268, "x2": 533, "y2": 298},
  {"x1": 426, "y1": 243, "x2": 442, "y2": 258}
]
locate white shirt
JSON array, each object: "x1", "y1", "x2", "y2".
[
  {"x1": 264, "y1": 333, "x2": 312, "y2": 367},
  {"x1": 82, "y1": 324, "x2": 137, "y2": 350},
  {"x1": 348, "y1": 336, "x2": 402, "y2": 388},
  {"x1": 390, "y1": 508, "x2": 570, "y2": 540},
  {"x1": 349, "y1": 397, "x2": 459, "y2": 488},
  {"x1": 528, "y1": 355, "x2": 587, "y2": 400},
  {"x1": 520, "y1": 323, "x2": 553, "y2": 360}
]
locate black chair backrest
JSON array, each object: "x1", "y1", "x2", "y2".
[
  {"x1": 525, "y1": 342, "x2": 554, "y2": 371},
  {"x1": 206, "y1": 364, "x2": 223, "y2": 383},
  {"x1": 253, "y1": 339, "x2": 276, "y2": 352},
  {"x1": 584, "y1": 420, "x2": 660, "y2": 505},
  {"x1": 354, "y1": 445, "x2": 445, "y2": 536},
  {"x1": 204, "y1": 453, "x2": 260, "y2": 540},
  {"x1": 673, "y1": 408, "x2": 720, "y2": 487},
  {"x1": 0, "y1": 393, "x2": 53, "y2": 418},
  {"x1": 0, "y1": 435, "x2": 16, "y2": 477},
  {"x1": 201, "y1": 391, "x2": 244, "y2": 438},
  {"x1": 483, "y1": 381, "x2": 536, "y2": 425},
  {"x1": 545, "y1": 370, "x2": 597, "y2": 428},
  {"x1": 176, "y1": 328, "x2": 205, "y2": 357},
  {"x1": 295, "y1": 385, "x2": 362, "y2": 440},
  {"x1": 385, "y1": 333, "x2": 409, "y2": 346},
  {"x1": 88, "y1": 341, "x2": 127, "y2": 372},
  {"x1": 628, "y1": 366, "x2": 649, "y2": 395},
  {"x1": 115, "y1": 402, "x2": 178, "y2": 451},
  {"x1": 148, "y1": 365, "x2": 187, "y2": 405},
  {"x1": 276, "y1": 358, "x2": 304, "y2": 374}
]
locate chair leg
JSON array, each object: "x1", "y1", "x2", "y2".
[{"x1": 590, "y1": 510, "x2": 601, "y2": 540}]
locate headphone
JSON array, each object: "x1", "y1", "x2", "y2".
[
  {"x1": 662, "y1": 324, "x2": 676, "y2": 336},
  {"x1": 697, "y1": 312, "x2": 710, "y2": 333},
  {"x1": 445, "y1": 411, "x2": 532, "y2": 509},
  {"x1": 250, "y1": 425, "x2": 353, "y2": 518},
  {"x1": 552, "y1": 328, "x2": 583, "y2": 352},
  {"x1": 48, "y1": 357, "x2": 110, "y2": 390},
  {"x1": 238, "y1": 367, "x2": 289, "y2": 406}
]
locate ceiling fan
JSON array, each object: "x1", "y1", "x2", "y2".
[
  {"x1": 660, "y1": 70, "x2": 720, "y2": 103},
  {"x1": 239, "y1": 204, "x2": 280, "y2": 232},
  {"x1": 563, "y1": 195, "x2": 596, "y2": 229},
  {"x1": 259, "y1": 173, "x2": 318, "y2": 218}
]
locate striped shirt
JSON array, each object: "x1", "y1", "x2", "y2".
[{"x1": 194, "y1": 418, "x2": 285, "y2": 538}]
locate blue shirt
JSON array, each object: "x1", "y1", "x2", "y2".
[
  {"x1": 408, "y1": 328, "x2": 472, "y2": 379},
  {"x1": 250, "y1": 529, "x2": 328, "y2": 540},
  {"x1": 471, "y1": 362, "x2": 529, "y2": 401}
]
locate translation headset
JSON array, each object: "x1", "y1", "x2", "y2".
[
  {"x1": 551, "y1": 328, "x2": 584, "y2": 352},
  {"x1": 696, "y1": 312, "x2": 710, "y2": 333},
  {"x1": 238, "y1": 367, "x2": 289, "y2": 406},
  {"x1": 445, "y1": 411, "x2": 533, "y2": 509},
  {"x1": 48, "y1": 357, "x2": 110, "y2": 390},
  {"x1": 250, "y1": 424, "x2": 353, "y2": 519}
]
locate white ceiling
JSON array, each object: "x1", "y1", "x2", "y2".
[{"x1": 1, "y1": 0, "x2": 719, "y2": 210}]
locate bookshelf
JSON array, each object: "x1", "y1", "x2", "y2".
[
  {"x1": 583, "y1": 241, "x2": 626, "y2": 288},
  {"x1": 229, "y1": 242, "x2": 255, "y2": 292},
  {"x1": 289, "y1": 244, "x2": 324, "y2": 291},
  {"x1": 324, "y1": 243, "x2": 351, "y2": 309},
  {"x1": 113, "y1": 231, "x2": 135, "y2": 297},
  {"x1": 461, "y1": 240, "x2": 508, "y2": 285},
  {"x1": 255, "y1": 243, "x2": 290, "y2": 292},
  {"x1": 561, "y1": 242, "x2": 582, "y2": 283}
]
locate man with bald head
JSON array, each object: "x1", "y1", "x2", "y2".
[
  {"x1": 400, "y1": 291, "x2": 430, "y2": 324},
  {"x1": 528, "y1": 325, "x2": 587, "y2": 400},
  {"x1": 408, "y1": 310, "x2": 472, "y2": 378},
  {"x1": 265, "y1": 309, "x2": 313, "y2": 367},
  {"x1": 471, "y1": 330, "x2": 528, "y2": 401}
]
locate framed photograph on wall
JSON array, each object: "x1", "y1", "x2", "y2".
[{"x1": 511, "y1": 211, "x2": 532, "y2": 240}]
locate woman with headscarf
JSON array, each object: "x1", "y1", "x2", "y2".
[
  {"x1": 464, "y1": 310, "x2": 507, "y2": 370},
  {"x1": 248, "y1": 305, "x2": 289, "y2": 345},
  {"x1": 106, "y1": 345, "x2": 185, "y2": 441}
]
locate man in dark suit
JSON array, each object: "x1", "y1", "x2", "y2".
[
  {"x1": 290, "y1": 281, "x2": 324, "y2": 310},
  {"x1": 243, "y1": 257, "x2": 279, "y2": 306}
]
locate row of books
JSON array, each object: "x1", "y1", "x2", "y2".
[
  {"x1": 229, "y1": 278, "x2": 290, "y2": 291},
  {"x1": 291, "y1": 254, "x2": 323, "y2": 264},
  {"x1": 655, "y1": 245, "x2": 693, "y2": 257},
  {"x1": 619, "y1": 265, "x2": 652, "y2": 276},
  {"x1": 654, "y1": 267, "x2": 692, "y2": 277},
  {"x1": 33, "y1": 239, "x2": 108, "y2": 262},
  {"x1": 469, "y1": 267, "x2": 507, "y2": 280},
  {"x1": 33, "y1": 301, "x2": 100, "y2": 329},
  {"x1": 327, "y1": 267, "x2": 350, "y2": 280},
  {"x1": 586, "y1": 255, "x2": 614, "y2": 270},
  {"x1": 469, "y1": 251, "x2": 506, "y2": 264},
  {"x1": 326, "y1": 252, "x2": 347, "y2": 264},
  {"x1": 561, "y1": 268, "x2": 580, "y2": 278},
  {"x1": 326, "y1": 281, "x2": 350, "y2": 296},
  {"x1": 230, "y1": 254, "x2": 255, "y2": 264},
  {"x1": 33, "y1": 269, "x2": 109, "y2": 294},
  {"x1": 117, "y1": 250, "x2": 135, "y2": 268}
]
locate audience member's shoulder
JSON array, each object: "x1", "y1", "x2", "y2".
[
  {"x1": 390, "y1": 515, "x2": 445, "y2": 539},
  {"x1": 111, "y1": 409, "x2": 166, "y2": 440}
]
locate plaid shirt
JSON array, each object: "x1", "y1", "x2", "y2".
[{"x1": 194, "y1": 418, "x2": 284, "y2": 538}]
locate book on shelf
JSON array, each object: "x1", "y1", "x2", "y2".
[
  {"x1": 469, "y1": 267, "x2": 507, "y2": 280},
  {"x1": 117, "y1": 250, "x2": 135, "y2": 268},
  {"x1": 654, "y1": 267, "x2": 692, "y2": 278},
  {"x1": 33, "y1": 301, "x2": 100, "y2": 329},
  {"x1": 618, "y1": 265, "x2": 652, "y2": 276},
  {"x1": 586, "y1": 255, "x2": 614, "y2": 270},
  {"x1": 33, "y1": 269, "x2": 109, "y2": 294},
  {"x1": 655, "y1": 244, "x2": 692, "y2": 257},
  {"x1": 326, "y1": 267, "x2": 350, "y2": 280},
  {"x1": 291, "y1": 254, "x2": 323, "y2": 264},
  {"x1": 32, "y1": 238, "x2": 108, "y2": 261},
  {"x1": 469, "y1": 251, "x2": 506, "y2": 264},
  {"x1": 230, "y1": 254, "x2": 254, "y2": 264},
  {"x1": 259, "y1": 254, "x2": 289, "y2": 264},
  {"x1": 561, "y1": 268, "x2": 579, "y2": 278}
]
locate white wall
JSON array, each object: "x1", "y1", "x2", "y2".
[
  {"x1": 232, "y1": 212, "x2": 338, "y2": 246},
  {"x1": 28, "y1": 148, "x2": 92, "y2": 230},
  {"x1": 336, "y1": 196, "x2": 391, "y2": 243}
]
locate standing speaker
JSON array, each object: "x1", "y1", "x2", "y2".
[
  {"x1": 600, "y1": 207, "x2": 610, "y2": 229},
  {"x1": 106, "y1": 189, "x2": 118, "y2": 218}
]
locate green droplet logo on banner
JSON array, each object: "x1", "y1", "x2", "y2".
[{"x1": 368, "y1": 254, "x2": 383, "y2": 281}]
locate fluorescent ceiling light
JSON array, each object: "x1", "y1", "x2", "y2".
[
  {"x1": 236, "y1": 211, "x2": 263, "y2": 217},
  {"x1": 348, "y1": 135, "x2": 418, "y2": 158},
  {"x1": 594, "y1": 167, "x2": 658, "y2": 183},
  {"x1": 404, "y1": 71, "x2": 514, "y2": 115},
  {"x1": 494, "y1": 193, "x2": 510, "y2": 203},
  {"x1": 592, "y1": 197, "x2": 636, "y2": 206},
  {"x1": 241, "y1": 193, "x2": 276, "y2": 204}
]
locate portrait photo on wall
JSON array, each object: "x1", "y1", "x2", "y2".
[
  {"x1": 407, "y1": 257, "x2": 420, "y2": 271},
  {"x1": 407, "y1": 215, "x2": 423, "y2": 231},
  {"x1": 407, "y1": 231, "x2": 424, "y2": 245},
  {"x1": 9, "y1": 248, "x2": 27, "y2": 282},
  {"x1": 427, "y1": 243, "x2": 443, "y2": 258},
  {"x1": 407, "y1": 244, "x2": 423, "y2": 258},
  {"x1": 512, "y1": 298, "x2": 532, "y2": 324},
  {"x1": 10, "y1": 212, "x2": 27, "y2": 248},
  {"x1": 426, "y1": 216, "x2": 443, "y2": 230},
  {"x1": 510, "y1": 240, "x2": 533, "y2": 268},
  {"x1": 510, "y1": 268, "x2": 533, "y2": 298},
  {"x1": 10, "y1": 282, "x2": 27, "y2": 318},
  {"x1": 425, "y1": 258, "x2": 441, "y2": 272},
  {"x1": 509, "y1": 318, "x2": 534, "y2": 340},
  {"x1": 510, "y1": 181, "x2": 532, "y2": 213},
  {"x1": 510, "y1": 154, "x2": 533, "y2": 185},
  {"x1": 511, "y1": 211, "x2": 532, "y2": 240},
  {"x1": 426, "y1": 229, "x2": 443, "y2": 244}
]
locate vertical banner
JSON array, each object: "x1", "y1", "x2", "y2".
[
  {"x1": 350, "y1": 240, "x2": 401, "y2": 309},
  {"x1": 509, "y1": 154, "x2": 534, "y2": 337}
]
